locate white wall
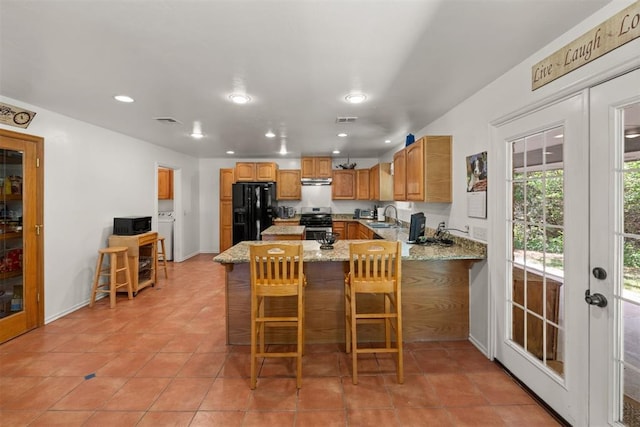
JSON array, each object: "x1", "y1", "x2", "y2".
[{"x1": 0, "y1": 96, "x2": 200, "y2": 322}]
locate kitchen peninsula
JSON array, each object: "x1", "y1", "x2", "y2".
[{"x1": 214, "y1": 223, "x2": 486, "y2": 345}]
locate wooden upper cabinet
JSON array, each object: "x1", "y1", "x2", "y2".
[
  {"x1": 219, "y1": 168, "x2": 235, "y2": 252},
  {"x1": 406, "y1": 136, "x2": 452, "y2": 202},
  {"x1": 276, "y1": 169, "x2": 302, "y2": 200},
  {"x1": 370, "y1": 163, "x2": 393, "y2": 201},
  {"x1": 235, "y1": 162, "x2": 256, "y2": 181},
  {"x1": 301, "y1": 157, "x2": 332, "y2": 179},
  {"x1": 356, "y1": 169, "x2": 370, "y2": 200},
  {"x1": 220, "y1": 168, "x2": 235, "y2": 200},
  {"x1": 158, "y1": 167, "x2": 173, "y2": 200},
  {"x1": 331, "y1": 169, "x2": 356, "y2": 200},
  {"x1": 235, "y1": 162, "x2": 277, "y2": 181},
  {"x1": 393, "y1": 149, "x2": 406, "y2": 201},
  {"x1": 256, "y1": 162, "x2": 277, "y2": 181}
]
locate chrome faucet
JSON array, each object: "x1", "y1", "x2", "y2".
[{"x1": 383, "y1": 204, "x2": 399, "y2": 226}]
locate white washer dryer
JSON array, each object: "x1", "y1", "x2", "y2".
[{"x1": 158, "y1": 211, "x2": 174, "y2": 261}]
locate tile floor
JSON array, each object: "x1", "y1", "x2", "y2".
[{"x1": 0, "y1": 254, "x2": 562, "y2": 426}]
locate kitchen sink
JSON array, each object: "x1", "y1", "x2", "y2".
[{"x1": 368, "y1": 222, "x2": 399, "y2": 229}]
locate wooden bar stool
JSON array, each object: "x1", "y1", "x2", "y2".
[
  {"x1": 157, "y1": 236, "x2": 168, "y2": 279},
  {"x1": 345, "y1": 240, "x2": 403, "y2": 384},
  {"x1": 249, "y1": 243, "x2": 305, "y2": 389},
  {"x1": 90, "y1": 246, "x2": 133, "y2": 308}
]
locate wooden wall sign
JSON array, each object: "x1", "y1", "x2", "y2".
[
  {"x1": 532, "y1": 1, "x2": 640, "y2": 90},
  {"x1": 0, "y1": 102, "x2": 36, "y2": 129}
]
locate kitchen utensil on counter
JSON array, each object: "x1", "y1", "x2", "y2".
[{"x1": 316, "y1": 231, "x2": 339, "y2": 250}]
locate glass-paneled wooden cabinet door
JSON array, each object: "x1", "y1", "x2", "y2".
[{"x1": 0, "y1": 129, "x2": 43, "y2": 344}]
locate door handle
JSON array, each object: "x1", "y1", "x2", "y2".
[{"x1": 584, "y1": 289, "x2": 607, "y2": 308}]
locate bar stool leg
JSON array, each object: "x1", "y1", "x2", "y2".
[
  {"x1": 89, "y1": 252, "x2": 105, "y2": 307},
  {"x1": 109, "y1": 252, "x2": 118, "y2": 309}
]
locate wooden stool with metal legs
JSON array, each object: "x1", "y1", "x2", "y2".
[
  {"x1": 157, "y1": 236, "x2": 168, "y2": 279},
  {"x1": 345, "y1": 240, "x2": 403, "y2": 384},
  {"x1": 90, "y1": 246, "x2": 133, "y2": 308},
  {"x1": 249, "y1": 243, "x2": 305, "y2": 389}
]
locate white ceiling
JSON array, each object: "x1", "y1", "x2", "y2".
[{"x1": 0, "y1": 0, "x2": 611, "y2": 159}]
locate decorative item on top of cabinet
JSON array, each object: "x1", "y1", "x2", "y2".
[
  {"x1": 370, "y1": 163, "x2": 393, "y2": 201},
  {"x1": 219, "y1": 168, "x2": 235, "y2": 252},
  {"x1": 158, "y1": 167, "x2": 173, "y2": 200},
  {"x1": 332, "y1": 169, "x2": 356, "y2": 200},
  {"x1": 276, "y1": 169, "x2": 301, "y2": 200},
  {"x1": 235, "y1": 162, "x2": 278, "y2": 182},
  {"x1": 301, "y1": 157, "x2": 332, "y2": 179},
  {"x1": 356, "y1": 169, "x2": 370, "y2": 200}
]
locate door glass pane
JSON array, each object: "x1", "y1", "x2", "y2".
[
  {"x1": 620, "y1": 103, "x2": 640, "y2": 426},
  {"x1": 0, "y1": 149, "x2": 24, "y2": 319},
  {"x1": 509, "y1": 126, "x2": 565, "y2": 378}
]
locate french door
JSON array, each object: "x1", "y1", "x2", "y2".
[
  {"x1": 0, "y1": 129, "x2": 44, "y2": 344},
  {"x1": 493, "y1": 68, "x2": 640, "y2": 426},
  {"x1": 589, "y1": 68, "x2": 640, "y2": 427},
  {"x1": 492, "y1": 92, "x2": 590, "y2": 425}
]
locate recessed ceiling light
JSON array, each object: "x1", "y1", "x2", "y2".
[
  {"x1": 114, "y1": 95, "x2": 134, "y2": 103},
  {"x1": 229, "y1": 93, "x2": 251, "y2": 104},
  {"x1": 345, "y1": 93, "x2": 367, "y2": 104},
  {"x1": 384, "y1": 139, "x2": 391, "y2": 144},
  {"x1": 337, "y1": 132, "x2": 348, "y2": 137},
  {"x1": 265, "y1": 131, "x2": 276, "y2": 138},
  {"x1": 191, "y1": 132, "x2": 204, "y2": 139},
  {"x1": 226, "y1": 150, "x2": 235, "y2": 155},
  {"x1": 333, "y1": 150, "x2": 340, "y2": 154},
  {"x1": 554, "y1": 134, "x2": 564, "y2": 138}
]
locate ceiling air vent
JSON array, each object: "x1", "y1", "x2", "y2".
[
  {"x1": 336, "y1": 116, "x2": 358, "y2": 123},
  {"x1": 154, "y1": 117, "x2": 182, "y2": 125}
]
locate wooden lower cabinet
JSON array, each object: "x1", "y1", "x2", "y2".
[
  {"x1": 512, "y1": 267, "x2": 562, "y2": 361},
  {"x1": 220, "y1": 200, "x2": 233, "y2": 252},
  {"x1": 108, "y1": 231, "x2": 158, "y2": 295},
  {"x1": 332, "y1": 221, "x2": 345, "y2": 239},
  {"x1": 225, "y1": 259, "x2": 472, "y2": 344}
]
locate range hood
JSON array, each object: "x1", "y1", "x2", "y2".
[{"x1": 301, "y1": 177, "x2": 332, "y2": 186}]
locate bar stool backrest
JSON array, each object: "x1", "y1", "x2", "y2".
[
  {"x1": 249, "y1": 243, "x2": 304, "y2": 296},
  {"x1": 348, "y1": 241, "x2": 401, "y2": 293}
]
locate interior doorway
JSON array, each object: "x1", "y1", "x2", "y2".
[{"x1": 156, "y1": 164, "x2": 181, "y2": 262}]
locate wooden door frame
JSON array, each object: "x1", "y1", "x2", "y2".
[{"x1": 0, "y1": 128, "x2": 44, "y2": 332}]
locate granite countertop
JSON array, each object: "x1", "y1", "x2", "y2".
[
  {"x1": 215, "y1": 220, "x2": 486, "y2": 264},
  {"x1": 261, "y1": 225, "x2": 305, "y2": 236}
]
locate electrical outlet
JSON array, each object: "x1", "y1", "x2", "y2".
[{"x1": 473, "y1": 226, "x2": 487, "y2": 241}]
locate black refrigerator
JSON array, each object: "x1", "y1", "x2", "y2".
[{"x1": 232, "y1": 182, "x2": 277, "y2": 244}]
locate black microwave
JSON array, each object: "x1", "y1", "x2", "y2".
[{"x1": 113, "y1": 216, "x2": 152, "y2": 235}]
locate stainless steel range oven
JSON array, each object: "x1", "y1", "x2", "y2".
[{"x1": 299, "y1": 207, "x2": 333, "y2": 240}]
